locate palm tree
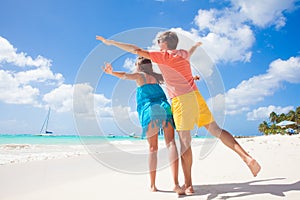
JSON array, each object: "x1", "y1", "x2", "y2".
[
  {"x1": 287, "y1": 110, "x2": 296, "y2": 121},
  {"x1": 269, "y1": 124, "x2": 278, "y2": 134},
  {"x1": 296, "y1": 106, "x2": 300, "y2": 125},
  {"x1": 269, "y1": 111, "x2": 278, "y2": 124},
  {"x1": 258, "y1": 121, "x2": 269, "y2": 135},
  {"x1": 278, "y1": 113, "x2": 287, "y2": 122},
  {"x1": 258, "y1": 106, "x2": 300, "y2": 135}
]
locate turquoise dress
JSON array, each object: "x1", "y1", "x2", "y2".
[{"x1": 136, "y1": 84, "x2": 175, "y2": 138}]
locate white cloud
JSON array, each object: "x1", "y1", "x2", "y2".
[
  {"x1": 69, "y1": 83, "x2": 139, "y2": 135},
  {"x1": 0, "y1": 36, "x2": 51, "y2": 68},
  {"x1": 123, "y1": 57, "x2": 136, "y2": 72},
  {"x1": 210, "y1": 56, "x2": 300, "y2": 115},
  {"x1": 190, "y1": 0, "x2": 297, "y2": 64},
  {"x1": 0, "y1": 36, "x2": 64, "y2": 105},
  {"x1": 247, "y1": 105, "x2": 295, "y2": 121},
  {"x1": 230, "y1": 0, "x2": 296, "y2": 29},
  {"x1": 0, "y1": 37, "x2": 111, "y2": 115},
  {"x1": 193, "y1": 8, "x2": 254, "y2": 63},
  {"x1": 15, "y1": 66, "x2": 63, "y2": 85},
  {"x1": 44, "y1": 83, "x2": 138, "y2": 127},
  {"x1": 44, "y1": 83, "x2": 111, "y2": 113},
  {"x1": 268, "y1": 56, "x2": 300, "y2": 83},
  {"x1": 0, "y1": 70, "x2": 40, "y2": 105},
  {"x1": 43, "y1": 84, "x2": 74, "y2": 112},
  {"x1": 186, "y1": 1, "x2": 300, "y2": 117},
  {"x1": 111, "y1": 105, "x2": 138, "y2": 120}
]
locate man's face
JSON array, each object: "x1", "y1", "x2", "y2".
[{"x1": 158, "y1": 39, "x2": 168, "y2": 50}]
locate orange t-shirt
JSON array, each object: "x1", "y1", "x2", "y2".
[{"x1": 149, "y1": 49, "x2": 198, "y2": 98}]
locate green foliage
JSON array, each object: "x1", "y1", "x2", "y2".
[{"x1": 258, "y1": 106, "x2": 300, "y2": 135}]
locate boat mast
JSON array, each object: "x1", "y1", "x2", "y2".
[{"x1": 39, "y1": 107, "x2": 51, "y2": 134}]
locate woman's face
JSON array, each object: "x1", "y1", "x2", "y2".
[{"x1": 135, "y1": 62, "x2": 141, "y2": 72}]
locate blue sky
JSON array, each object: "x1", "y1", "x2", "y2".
[{"x1": 0, "y1": 0, "x2": 300, "y2": 136}]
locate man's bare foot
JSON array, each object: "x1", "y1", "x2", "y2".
[
  {"x1": 173, "y1": 185, "x2": 185, "y2": 195},
  {"x1": 247, "y1": 158, "x2": 261, "y2": 177},
  {"x1": 182, "y1": 185, "x2": 194, "y2": 195},
  {"x1": 150, "y1": 185, "x2": 158, "y2": 192}
]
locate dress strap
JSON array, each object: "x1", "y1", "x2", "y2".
[
  {"x1": 140, "y1": 73, "x2": 147, "y2": 84},
  {"x1": 140, "y1": 72, "x2": 158, "y2": 84}
]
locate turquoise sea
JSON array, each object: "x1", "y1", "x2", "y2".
[
  {"x1": 0, "y1": 133, "x2": 208, "y2": 145},
  {"x1": 0, "y1": 134, "x2": 140, "y2": 145},
  {"x1": 0, "y1": 134, "x2": 207, "y2": 166},
  {"x1": 0, "y1": 134, "x2": 135, "y2": 165}
]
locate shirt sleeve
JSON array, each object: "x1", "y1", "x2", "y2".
[
  {"x1": 177, "y1": 49, "x2": 189, "y2": 60},
  {"x1": 149, "y1": 51, "x2": 165, "y2": 64}
]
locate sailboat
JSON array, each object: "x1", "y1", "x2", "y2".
[
  {"x1": 37, "y1": 107, "x2": 53, "y2": 136},
  {"x1": 129, "y1": 132, "x2": 140, "y2": 138}
]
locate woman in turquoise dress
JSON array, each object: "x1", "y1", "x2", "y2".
[{"x1": 102, "y1": 57, "x2": 183, "y2": 194}]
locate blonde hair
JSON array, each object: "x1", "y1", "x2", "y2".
[{"x1": 157, "y1": 31, "x2": 178, "y2": 50}]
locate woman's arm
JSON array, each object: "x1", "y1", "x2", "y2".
[
  {"x1": 102, "y1": 63, "x2": 140, "y2": 80},
  {"x1": 96, "y1": 36, "x2": 151, "y2": 59}
]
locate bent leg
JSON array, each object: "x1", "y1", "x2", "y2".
[{"x1": 204, "y1": 121, "x2": 261, "y2": 177}]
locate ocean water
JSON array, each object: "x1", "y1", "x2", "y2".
[
  {"x1": 0, "y1": 134, "x2": 132, "y2": 165},
  {"x1": 0, "y1": 134, "x2": 207, "y2": 166},
  {"x1": 0, "y1": 134, "x2": 137, "y2": 145}
]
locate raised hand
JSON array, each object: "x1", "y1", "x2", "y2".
[
  {"x1": 102, "y1": 63, "x2": 113, "y2": 74},
  {"x1": 188, "y1": 42, "x2": 203, "y2": 56},
  {"x1": 96, "y1": 35, "x2": 112, "y2": 45},
  {"x1": 193, "y1": 75, "x2": 200, "y2": 81},
  {"x1": 195, "y1": 41, "x2": 202, "y2": 47}
]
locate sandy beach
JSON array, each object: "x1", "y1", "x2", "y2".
[{"x1": 1, "y1": 134, "x2": 300, "y2": 200}]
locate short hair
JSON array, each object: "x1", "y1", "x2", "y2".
[{"x1": 158, "y1": 31, "x2": 178, "y2": 50}]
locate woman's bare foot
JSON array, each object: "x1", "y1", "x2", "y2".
[
  {"x1": 150, "y1": 185, "x2": 158, "y2": 192},
  {"x1": 247, "y1": 158, "x2": 261, "y2": 177},
  {"x1": 182, "y1": 185, "x2": 194, "y2": 195},
  {"x1": 173, "y1": 185, "x2": 185, "y2": 195}
]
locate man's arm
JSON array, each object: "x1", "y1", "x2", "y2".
[
  {"x1": 96, "y1": 36, "x2": 150, "y2": 59},
  {"x1": 188, "y1": 42, "x2": 202, "y2": 81},
  {"x1": 188, "y1": 42, "x2": 202, "y2": 56},
  {"x1": 193, "y1": 75, "x2": 200, "y2": 81}
]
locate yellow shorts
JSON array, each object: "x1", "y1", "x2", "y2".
[{"x1": 171, "y1": 90, "x2": 214, "y2": 131}]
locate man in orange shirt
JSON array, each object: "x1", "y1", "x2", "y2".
[{"x1": 96, "y1": 31, "x2": 261, "y2": 195}]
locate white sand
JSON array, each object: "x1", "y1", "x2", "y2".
[{"x1": 1, "y1": 134, "x2": 300, "y2": 200}]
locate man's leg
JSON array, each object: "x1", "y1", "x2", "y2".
[
  {"x1": 204, "y1": 121, "x2": 261, "y2": 176},
  {"x1": 163, "y1": 122, "x2": 184, "y2": 195},
  {"x1": 177, "y1": 130, "x2": 194, "y2": 194}
]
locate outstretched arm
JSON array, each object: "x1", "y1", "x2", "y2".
[
  {"x1": 102, "y1": 63, "x2": 139, "y2": 80},
  {"x1": 96, "y1": 36, "x2": 150, "y2": 59},
  {"x1": 188, "y1": 41, "x2": 202, "y2": 56},
  {"x1": 189, "y1": 42, "x2": 202, "y2": 81}
]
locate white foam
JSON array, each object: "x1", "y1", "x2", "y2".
[{"x1": 0, "y1": 144, "x2": 88, "y2": 165}]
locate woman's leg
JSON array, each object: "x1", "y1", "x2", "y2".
[
  {"x1": 204, "y1": 121, "x2": 261, "y2": 176},
  {"x1": 163, "y1": 122, "x2": 185, "y2": 195},
  {"x1": 146, "y1": 122, "x2": 159, "y2": 191}
]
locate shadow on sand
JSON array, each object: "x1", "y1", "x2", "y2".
[{"x1": 179, "y1": 178, "x2": 300, "y2": 199}]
